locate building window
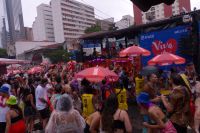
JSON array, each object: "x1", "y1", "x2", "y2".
[
  {"x1": 151, "y1": 7, "x2": 155, "y2": 11},
  {"x1": 45, "y1": 14, "x2": 52, "y2": 17},
  {"x1": 146, "y1": 12, "x2": 155, "y2": 20},
  {"x1": 48, "y1": 36, "x2": 55, "y2": 38},
  {"x1": 151, "y1": 12, "x2": 155, "y2": 16},
  {"x1": 47, "y1": 32, "x2": 54, "y2": 34},
  {"x1": 45, "y1": 19, "x2": 52, "y2": 21},
  {"x1": 44, "y1": 10, "x2": 51, "y2": 13}
]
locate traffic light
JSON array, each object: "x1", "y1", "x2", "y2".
[{"x1": 130, "y1": 0, "x2": 175, "y2": 12}]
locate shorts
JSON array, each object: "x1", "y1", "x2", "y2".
[
  {"x1": 84, "y1": 123, "x2": 90, "y2": 133},
  {"x1": 39, "y1": 107, "x2": 50, "y2": 119},
  {"x1": 24, "y1": 106, "x2": 36, "y2": 117},
  {"x1": 161, "y1": 121, "x2": 177, "y2": 133},
  {"x1": 0, "y1": 122, "x2": 6, "y2": 133}
]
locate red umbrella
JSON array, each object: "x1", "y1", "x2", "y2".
[
  {"x1": 148, "y1": 52, "x2": 186, "y2": 66},
  {"x1": 111, "y1": 58, "x2": 130, "y2": 63},
  {"x1": 13, "y1": 70, "x2": 21, "y2": 74},
  {"x1": 119, "y1": 45, "x2": 151, "y2": 57},
  {"x1": 41, "y1": 60, "x2": 50, "y2": 65},
  {"x1": 0, "y1": 58, "x2": 30, "y2": 65},
  {"x1": 28, "y1": 66, "x2": 44, "y2": 74},
  {"x1": 75, "y1": 66, "x2": 119, "y2": 82}
]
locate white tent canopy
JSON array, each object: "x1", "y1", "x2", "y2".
[{"x1": 0, "y1": 58, "x2": 30, "y2": 65}]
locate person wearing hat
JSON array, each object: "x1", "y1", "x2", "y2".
[
  {"x1": 137, "y1": 92, "x2": 177, "y2": 133},
  {"x1": 2, "y1": 83, "x2": 12, "y2": 95},
  {"x1": 185, "y1": 62, "x2": 197, "y2": 83},
  {"x1": 5, "y1": 95, "x2": 26, "y2": 133},
  {"x1": 187, "y1": 77, "x2": 200, "y2": 133},
  {"x1": 0, "y1": 86, "x2": 10, "y2": 133},
  {"x1": 161, "y1": 73, "x2": 192, "y2": 133}
]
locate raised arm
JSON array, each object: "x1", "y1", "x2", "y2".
[
  {"x1": 123, "y1": 110, "x2": 132, "y2": 133},
  {"x1": 5, "y1": 112, "x2": 11, "y2": 133}
]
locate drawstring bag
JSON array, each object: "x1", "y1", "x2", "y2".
[
  {"x1": 47, "y1": 96, "x2": 53, "y2": 112},
  {"x1": 190, "y1": 99, "x2": 195, "y2": 118}
]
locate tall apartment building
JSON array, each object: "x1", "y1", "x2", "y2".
[
  {"x1": 115, "y1": 15, "x2": 134, "y2": 30},
  {"x1": 0, "y1": 0, "x2": 25, "y2": 56},
  {"x1": 51, "y1": 0, "x2": 95, "y2": 43},
  {"x1": 133, "y1": 0, "x2": 191, "y2": 25},
  {"x1": 0, "y1": 31, "x2": 2, "y2": 48},
  {"x1": 32, "y1": 4, "x2": 55, "y2": 42},
  {"x1": 24, "y1": 27, "x2": 33, "y2": 41},
  {"x1": 0, "y1": 0, "x2": 3, "y2": 48},
  {"x1": 95, "y1": 18, "x2": 115, "y2": 31}
]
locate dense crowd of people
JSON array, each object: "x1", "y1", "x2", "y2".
[{"x1": 0, "y1": 62, "x2": 199, "y2": 133}]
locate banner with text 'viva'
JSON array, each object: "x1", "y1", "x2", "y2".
[{"x1": 140, "y1": 25, "x2": 192, "y2": 66}]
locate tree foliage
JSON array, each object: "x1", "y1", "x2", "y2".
[
  {"x1": 85, "y1": 25, "x2": 101, "y2": 33},
  {"x1": 43, "y1": 49, "x2": 71, "y2": 64},
  {"x1": 0, "y1": 48, "x2": 8, "y2": 58}
]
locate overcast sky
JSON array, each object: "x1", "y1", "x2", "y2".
[{"x1": 21, "y1": 0, "x2": 200, "y2": 27}]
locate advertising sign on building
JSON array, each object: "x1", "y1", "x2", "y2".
[{"x1": 140, "y1": 25, "x2": 192, "y2": 66}]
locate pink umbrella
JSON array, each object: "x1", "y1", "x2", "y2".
[
  {"x1": 41, "y1": 60, "x2": 49, "y2": 65},
  {"x1": 148, "y1": 52, "x2": 186, "y2": 66},
  {"x1": 75, "y1": 66, "x2": 119, "y2": 82},
  {"x1": 0, "y1": 58, "x2": 30, "y2": 65},
  {"x1": 28, "y1": 66, "x2": 44, "y2": 74},
  {"x1": 119, "y1": 45, "x2": 151, "y2": 57},
  {"x1": 111, "y1": 58, "x2": 130, "y2": 63},
  {"x1": 13, "y1": 70, "x2": 21, "y2": 74}
]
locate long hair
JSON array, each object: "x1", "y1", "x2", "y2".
[
  {"x1": 102, "y1": 94, "x2": 118, "y2": 132},
  {"x1": 170, "y1": 73, "x2": 183, "y2": 86},
  {"x1": 171, "y1": 73, "x2": 191, "y2": 102},
  {"x1": 10, "y1": 104, "x2": 23, "y2": 116},
  {"x1": 22, "y1": 88, "x2": 31, "y2": 101}
]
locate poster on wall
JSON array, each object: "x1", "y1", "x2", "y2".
[{"x1": 140, "y1": 25, "x2": 192, "y2": 67}]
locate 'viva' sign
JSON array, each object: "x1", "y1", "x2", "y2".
[{"x1": 152, "y1": 39, "x2": 177, "y2": 55}]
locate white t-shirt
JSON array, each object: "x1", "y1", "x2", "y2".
[
  {"x1": 35, "y1": 85, "x2": 48, "y2": 111},
  {"x1": 0, "y1": 96, "x2": 9, "y2": 122}
]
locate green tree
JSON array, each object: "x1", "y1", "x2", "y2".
[
  {"x1": 44, "y1": 49, "x2": 71, "y2": 64},
  {"x1": 85, "y1": 25, "x2": 101, "y2": 33},
  {"x1": 0, "y1": 48, "x2": 8, "y2": 58}
]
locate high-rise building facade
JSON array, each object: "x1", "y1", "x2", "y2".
[
  {"x1": 0, "y1": 0, "x2": 25, "y2": 56},
  {"x1": 133, "y1": 0, "x2": 191, "y2": 25},
  {"x1": 115, "y1": 15, "x2": 134, "y2": 30},
  {"x1": 95, "y1": 18, "x2": 114, "y2": 31},
  {"x1": 24, "y1": 27, "x2": 33, "y2": 41},
  {"x1": 51, "y1": 0, "x2": 95, "y2": 43},
  {"x1": 32, "y1": 4, "x2": 55, "y2": 42}
]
